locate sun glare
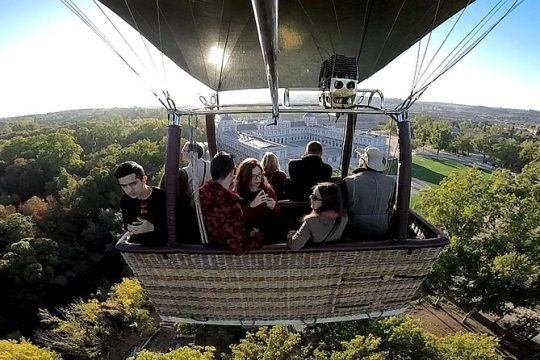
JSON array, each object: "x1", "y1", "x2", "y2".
[{"x1": 208, "y1": 46, "x2": 229, "y2": 67}]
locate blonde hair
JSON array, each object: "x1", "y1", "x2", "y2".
[{"x1": 261, "y1": 152, "x2": 280, "y2": 174}]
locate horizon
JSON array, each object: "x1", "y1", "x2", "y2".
[
  {"x1": 2, "y1": 96, "x2": 540, "y2": 122},
  {"x1": 1, "y1": 0, "x2": 540, "y2": 118}
]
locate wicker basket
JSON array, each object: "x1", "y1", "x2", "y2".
[{"x1": 116, "y1": 211, "x2": 447, "y2": 325}]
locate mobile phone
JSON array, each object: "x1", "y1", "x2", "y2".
[{"x1": 131, "y1": 220, "x2": 143, "y2": 226}]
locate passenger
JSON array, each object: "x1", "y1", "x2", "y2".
[
  {"x1": 341, "y1": 146, "x2": 396, "y2": 239},
  {"x1": 261, "y1": 152, "x2": 287, "y2": 200},
  {"x1": 288, "y1": 141, "x2": 333, "y2": 201},
  {"x1": 234, "y1": 158, "x2": 281, "y2": 240},
  {"x1": 114, "y1": 161, "x2": 167, "y2": 246},
  {"x1": 182, "y1": 141, "x2": 211, "y2": 191},
  {"x1": 287, "y1": 182, "x2": 347, "y2": 250},
  {"x1": 199, "y1": 152, "x2": 262, "y2": 255}
]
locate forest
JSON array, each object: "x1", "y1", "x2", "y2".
[{"x1": 0, "y1": 108, "x2": 538, "y2": 359}]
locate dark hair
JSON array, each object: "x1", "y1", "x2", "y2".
[
  {"x1": 234, "y1": 158, "x2": 269, "y2": 197},
  {"x1": 183, "y1": 142, "x2": 204, "y2": 159},
  {"x1": 309, "y1": 182, "x2": 343, "y2": 216},
  {"x1": 306, "y1": 141, "x2": 323, "y2": 155},
  {"x1": 114, "y1": 161, "x2": 145, "y2": 180},
  {"x1": 210, "y1": 151, "x2": 235, "y2": 180}
]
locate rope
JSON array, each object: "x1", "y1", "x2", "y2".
[
  {"x1": 355, "y1": 0, "x2": 373, "y2": 64},
  {"x1": 413, "y1": 0, "x2": 473, "y2": 91},
  {"x1": 188, "y1": 0, "x2": 211, "y2": 88},
  {"x1": 415, "y1": 0, "x2": 508, "y2": 91},
  {"x1": 60, "y1": 0, "x2": 168, "y2": 108},
  {"x1": 188, "y1": 114, "x2": 209, "y2": 245},
  {"x1": 411, "y1": 0, "x2": 441, "y2": 90},
  {"x1": 331, "y1": 0, "x2": 342, "y2": 54},
  {"x1": 415, "y1": 0, "x2": 522, "y2": 97},
  {"x1": 297, "y1": 0, "x2": 330, "y2": 61},
  {"x1": 155, "y1": 0, "x2": 168, "y2": 90},
  {"x1": 122, "y1": 0, "x2": 165, "y2": 88}
]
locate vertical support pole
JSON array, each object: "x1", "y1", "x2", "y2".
[
  {"x1": 165, "y1": 113, "x2": 181, "y2": 246},
  {"x1": 205, "y1": 114, "x2": 217, "y2": 158},
  {"x1": 251, "y1": 0, "x2": 279, "y2": 120},
  {"x1": 341, "y1": 113, "x2": 357, "y2": 178},
  {"x1": 395, "y1": 114, "x2": 412, "y2": 241}
]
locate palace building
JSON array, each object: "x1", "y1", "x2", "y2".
[{"x1": 217, "y1": 113, "x2": 388, "y2": 172}]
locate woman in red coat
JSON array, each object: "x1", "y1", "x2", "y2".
[{"x1": 234, "y1": 158, "x2": 281, "y2": 242}]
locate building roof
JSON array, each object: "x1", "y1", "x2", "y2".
[
  {"x1": 290, "y1": 121, "x2": 306, "y2": 127},
  {"x1": 237, "y1": 123, "x2": 258, "y2": 131}
]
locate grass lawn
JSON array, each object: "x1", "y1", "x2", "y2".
[{"x1": 389, "y1": 154, "x2": 487, "y2": 188}]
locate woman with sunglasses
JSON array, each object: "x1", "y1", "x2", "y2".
[
  {"x1": 288, "y1": 182, "x2": 348, "y2": 250},
  {"x1": 234, "y1": 158, "x2": 281, "y2": 240}
]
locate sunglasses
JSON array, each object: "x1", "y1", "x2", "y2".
[{"x1": 309, "y1": 193, "x2": 321, "y2": 201}]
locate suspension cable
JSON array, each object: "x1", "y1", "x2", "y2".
[
  {"x1": 60, "y1": 0, "x2": 168, "y2": 108},
  {"x1": 415, "y1": 0, "x2": 522, "y2": 96},
  {"x1": 411, "y1": 0, "x2": 441, "y2": 90}
]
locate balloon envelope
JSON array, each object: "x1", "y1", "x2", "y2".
[{"x1": 99, "y1": 0, "x2": 472, "y2": 91}]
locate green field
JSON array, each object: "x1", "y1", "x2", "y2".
[{"x1": 390, "y1": 154, "x2": 486, "y2": 187}]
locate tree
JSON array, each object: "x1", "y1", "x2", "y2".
[
  {"x1": 328, "y1": 335, "x2": 385, "y2": 360},
  {"x1": 0, "y1": 213, "x2": 35, "y2": 250},
  {"x1": 429, "y1": 122, "x2": 452, "y2": 156},
  {"x1": 0, "y1": 339, "x2": 61, "y2": 360},
  {"x1": 491, "y1": 138, "x2": 520, "y2": 170},
  {"x1": 435, "y1": 332, "x2": 501, "y2": 360},
  {"x1": 230, "y1": 326, "x2": 305, "y2": 360},
  {"x1": 518, "y1": 139, "x2": 540, "y2": 169},
  {"x1": 416, "y1": 167, "x2": 540, "y2": 316},
  {"x1": 0, "y1": 237, "x2": 58, "y2": 284},
  {"x1": 35, "y1": 278, "x2": 156, "y2": 359},
  {"x1": 129, "y1": 346, "x2": 216, "y2": 360}
]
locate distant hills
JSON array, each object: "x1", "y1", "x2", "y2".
[{"x1": 2, "y1": 100, "x2": 539, "y2": 128}]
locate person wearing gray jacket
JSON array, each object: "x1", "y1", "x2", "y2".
[
  {"x1": 342, "y1": 146, "x2": 396, "y2": 239},
  {"x1": 288, "y1": 182, "x2": 348, "y2": 250}
]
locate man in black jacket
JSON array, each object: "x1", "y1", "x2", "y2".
[
  {"x1": 115, "y1": 161, "x2": 167, "y2": 246},
  {"x1": 288, "y1": 141, "x2": 333, "y2": 201}
]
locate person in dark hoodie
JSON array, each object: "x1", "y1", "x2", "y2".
[
  {"x1": 287, "y1": 141, "x2": 333, "y2": 201},
  {"x1": 199, "y1": 152, "x2": 262, "y2": 255}
]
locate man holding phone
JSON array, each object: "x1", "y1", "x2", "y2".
[{"x1": 114, "y1": 161, "x2": 167, "y2": 246}]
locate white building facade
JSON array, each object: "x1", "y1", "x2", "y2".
[{"x1": 216, "y1": 114, "x2": 388, "y2": 172}]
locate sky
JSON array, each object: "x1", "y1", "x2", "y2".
[{"x1": 0, "y1": 0, "x2": 539, "y2": 118}]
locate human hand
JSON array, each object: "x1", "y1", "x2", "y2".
[
  {"x1": 287, "y1": 230, "x2": 297, "y2": 241},
  {"x1": 127, "y1": 218, "x2": 154, "y2": 234},
  {"x1": 266, "y1": 197, "x2": 276, "y2": 210},
  {"x1": 250, "y1": 190, "x2": 267, "y2": 208}
]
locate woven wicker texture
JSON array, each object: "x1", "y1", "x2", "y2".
[{"x1": 122, "y1": 245, "x2": 443, "y2": 324}]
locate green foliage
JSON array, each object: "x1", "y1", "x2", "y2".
[
  {"x1": 435, "y1": 332, "x2": 502, "y2": 360},
  {"x1": 0, "y1": 213, "x2": 35, "y2": 250},
  {"x1": 228, "y1": 317, "x2": 501, "y2": 360},
  {"x1": 129, "y1": 346, "x2": 216, "y2": 360},
  {"x1": 0, "y1": 237, "x2": 58, "y2": 284},
  {"x1": 105, "y1": 278, "x2": 155, "y2": 338},
  {"x1": 230, "y1": 326, "x2": 305, "y2": 360},
  {"x1": 0, "y1": 339, "x2": 61, "y2": 360},
  {"x1": 417, "y1": 166, "x2": 540, "y2": 315},
  {"x1": 329, "y1": 335, "x2": 385, "y2": 360},
  {"x1": 35, "y1": 278, "x2": 156, "y2": 359}
]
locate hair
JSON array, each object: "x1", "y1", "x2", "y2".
[
  {"x1": 305, "y1": 182, "x2": 343, "y2": 220},
  {"x1": 183, "y1": 141, "x2": 204, "y2": 159},
  {"x1": 210, "y1": 151, "x2": 235, "y2": 180},
  {"x1": 235, "y1": 158, "x2": 269, "y2": 197},
  {"x1": 306, "y1": 141, "x2": 323, "y2": 156},
  {"x1": 114, "y1": 161, "x2": 145, "y2": 180},
  {"x1": 261, "y1": 152, "x2": 280, "y2": 174}
]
